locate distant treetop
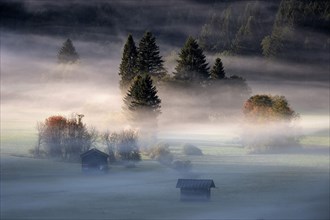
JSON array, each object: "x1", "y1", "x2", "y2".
[
  {"x1": 173, "y1": 37, "x2": 209, "y2": 82},
  {"x1": 57, "y1": 38, "x2": 80, "y2": 64}
]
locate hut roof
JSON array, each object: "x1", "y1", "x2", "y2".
[
  {"x1": 176, "y1": 179, "x2": 215, "y2": 189},
  {"x1": 80, "y1": 148, "x2": 109, "y2": 158}
]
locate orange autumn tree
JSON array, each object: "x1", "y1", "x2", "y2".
[
  {"x1": 44, "y1": 116, "x2": 67, "y2": 158},
  {"x1": 243, "y1": 95, "x2": 298, "y2": 123},
  {"x1": 32, "y1": 114, "x2": 97, "y2": 161},
  {"x1": 242, "y1": 95, "x2": 300, "y2": 153}
]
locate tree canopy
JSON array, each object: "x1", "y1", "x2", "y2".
[
  {"x1": 33, "y1": 114, "x2": 96, "y2": 161},
  {"x1": 137, "y1": 31, "x2": 166, "y2": 80},
  {"x1": 173, "y1": 37, "x2": 209, "y2": 82},
  {"x1": 210, "y1": 58, "x2": 226, "y2": 80},
  {"x1": 124, "y1": 74, "x2": 161, "y2": 127},
  {"x1": 243, "y1": 94, "x2": 298, "y2": 123},
  {"x1": 119, "y1": 34, "x2": 138, "y2": 90}
]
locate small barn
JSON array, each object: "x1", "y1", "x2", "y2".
[
  {"x1": 80, "y1": 148, "x2": 109, "y2": 173},
  {"x1": 176, "y1": 179, "x2": 215, "y2": 201}
]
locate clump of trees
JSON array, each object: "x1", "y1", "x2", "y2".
[
  {"x1": 32, "y1": 113, "x2": 141, "y2": 165},
  {"x1": 242, "y1": 94, "x2": 300, "y2": 153},
  {"x1": 119, "y1": 33, "x2": 165, "y2": 141},
  {"x1": 102, "y1": 129, "x2": 141, "y2": 167},
  {"x1": 243, "y1": 95, "x2": 298, "y2": 123},
  {"x1": 119, "y1": 32, "x2": 166, "y2": 92},
  {"x1": 198, "y1": 0, "x2": 329, "y2": 62},
  {"x1": 261, "y1": 0, "x2": 330, "y2": 61},
  {"x1": 146, "y1": 142, "x2": 192, "y2": 172},
  {"x1": 57, "y1": 38, "x2": 80, "y2": 64},
  {"x1": 31, "y1": 114, "x2": 97, "y2": 161}
]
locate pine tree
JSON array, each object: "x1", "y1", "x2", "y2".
[
  {"x1": 123, "y1": 74, "x2": 161, "y2": 128},
  {"x1": 137, "y1": 31, "x2": 166, "y2": 80},
  {"x1": 119, "y1": 34, "x2": 138, "y2": 90},
  {"x1": 210, "y1": 58, "x2": 226, "y2": 80},
  {"x1": 173, "y1": 37, "x2": 209, "y2": 82},
  {"x1": 57, "y1": 39, "x2": 79, "y2": 64}
]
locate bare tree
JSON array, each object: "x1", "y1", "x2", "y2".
[
  {"x1": 102, "y1": 130, "x2": 141, "y2": 165},
  {"x1": 30, "y1": 122, "x2": 46, "y2": 158},
  {"x1": 33, "y1": 114, "x2": 97, "y2": 161},
  {"x1": 101, "y1": 130, "x2": 117, "y2": 163}
]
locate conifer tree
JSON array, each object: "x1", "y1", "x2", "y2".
[
  {"x1": 57, "y1": 39, "x2": 79, "y2": 64},
  {"x1": 173, "y1": 37, "x2": 209, "y2": 82},
  {"x1": 137, "y1": 31, "x2": 166, "y2": 80},
  {"x1": 123, "y1": 74, "x2": 161, "y2": 128},
  {"x1": 119, "y1": 34, "x2": 138, "y2": 90},
  {"x1": 210, "y1": 58, "x2": 226, "y2": 80}
]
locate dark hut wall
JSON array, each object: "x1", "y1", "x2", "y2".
[
  {"x1": 82, "y1": 154, "x2": 108, "y2": 169},
  {"x1": 180, "y1": 188, "x2": 211, "y2": 200}
]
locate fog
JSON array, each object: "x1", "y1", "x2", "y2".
[
  {"x1": 1, "y1": 149, "x2": 329, "y2": 219},
  {"x1": 1, "y1": 31, "x2": 329, "y2": 142},
  {"x1": 1, "y1": 4, "x2": 329, "y2": 217}
]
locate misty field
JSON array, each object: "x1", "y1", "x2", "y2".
[
  {"x1": 1, "y1": 142, "x2": 329, "y2": 220},
  {"x1": 1, "y1": 1, "x2": 330, "y2": 219}
]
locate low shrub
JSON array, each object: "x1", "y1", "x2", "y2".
[
  {"x1": 182, "y1": 143, "x2": 203, "y2": 155},
  {"x1": 171, "y1": 160, "x2": 192, "y2": 172},
  {"x1": 147, "y1": 142, "x2": 173, "y2": 165}
]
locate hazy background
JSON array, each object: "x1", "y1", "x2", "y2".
[
  {"x1": 1, "y1": 31, "x2": 328, "y2": 148},
  {"x1": 1, "y1": 0, "x2": 329, "y2": 149}
]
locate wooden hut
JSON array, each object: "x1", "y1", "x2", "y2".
[
  {"x1": 176, "y1": 179, "x2": 215, "y2": 201},
  {"x1": 80, "y1": 148, "x2": 109, "y2": 173}
]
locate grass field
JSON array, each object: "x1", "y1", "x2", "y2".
[{"x1": 1, "y1": 136, "x2": 329, "y2": 220}]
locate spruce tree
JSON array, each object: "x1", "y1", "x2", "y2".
[
  {"x1": 173, "y1": 37, "x2": 209, "y2": 82},
  {"x1": 123, "y1": 74, "x2": 161, "y2": 127},
  {"x1": 137, "y1": 31, "x2": 166, "y2": 79},
  {"x1": 210, "y1": 58, "x2": 226, "y2": 80},
  {"x1": 57, "y1": 39, "x2": 79, "y2": 64},
  {"x1": 119, "y1": 34, "x2": 138, "y2": 90}
]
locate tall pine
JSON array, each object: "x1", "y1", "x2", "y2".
[
  {"x1": 210, "y1": 58, "x2": 226, "y2": 79},
  {"x1": 137, "y1": 31, "x2": 166, "y2": 80},
  {"x1": 123, "y1": 74, "x2": 161, "y2": 127},
  {"x1": 173, "y1": 37, "x2": 209, "y2": 82},
  {"x1": 57, "y1": 39, "x2": 79, "y2": 64},
  {"x1": 119, "y1": 34, "x2": 138, "y2": 90}
]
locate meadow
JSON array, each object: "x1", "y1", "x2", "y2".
[{"x1": 1, "y1": 135, "x2": 329, "y2": 220}]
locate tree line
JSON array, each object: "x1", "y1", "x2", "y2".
[{"x1": 199, "y1": 0, "x2": 330, "y2": 62}]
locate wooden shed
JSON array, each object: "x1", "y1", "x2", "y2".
[
  {"x1": 80, "y1": 148, "x2": 109, "y2": 173},
  {"x1": 176, "y1": 179, "x2": 215, "y2": 201}
]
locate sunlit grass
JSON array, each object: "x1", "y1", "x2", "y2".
[{"x1": 300, "y1": 136, "x2": 330, "y2": 147}]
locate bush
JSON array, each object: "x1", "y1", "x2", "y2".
[
  {"x1": 171, "y1": 160, "x2": 192, "y2": 172},
  {"x1": 242, "y1": 94, "x2": 301, "y2": 153},
  {"x1": 182, "y1": 143, "x2": 203, "y2": 155},
  {"x1": 245, "y1": 133, "x2": 301, "y2": 154},
  {"x1": 148, "y1": 142, "x2": 173, "y2": 165},
  {"x1": 147, "y1": 142, "x2": 193, "y2": 173}
]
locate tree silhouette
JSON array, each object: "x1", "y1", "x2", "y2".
[
  {"x1": 137, "y1": 31, "x2": 166, "y2": 80},
  {"x1": 57, "y1": 39, "x2": 79, "y2": 64},
  {"x1": 173, "y1": 37, "x2": 209, "y2": 82},
  {"x1": 124, "y1": 74, "x2": 161, "y2": 127},
  {"x1": 210, "y1": 58, "x2": 226, "y2": 80},
  {"x1": 119, "y1": 34, "x2": 138, "y2": 91}
]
